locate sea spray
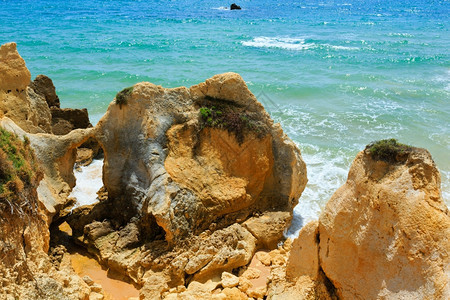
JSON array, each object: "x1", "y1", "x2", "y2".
[{"x1": 69, "y1": 159, "x2": 104, "y2": 208}]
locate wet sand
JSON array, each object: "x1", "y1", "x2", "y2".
[{"x1": 59, "y1": 222, "x2": 140, "y2": 300}]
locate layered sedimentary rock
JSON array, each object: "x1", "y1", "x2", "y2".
[{"x1": 269, "y1": 143, "x2": 450, "y2": 300}]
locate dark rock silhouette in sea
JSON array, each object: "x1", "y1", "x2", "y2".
[{"x1": 230, "y1": 3, "x2": 241, "y2": 10}]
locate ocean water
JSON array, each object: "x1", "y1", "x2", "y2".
[{"x1": 1, "y1": 0, "x2": 449, "y2": 235}]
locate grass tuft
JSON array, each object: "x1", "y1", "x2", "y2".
[
  {"x1": 366, "y1": 139, "x2": 412, "y2": 163},
  {"x1": 0, "y1": 128, "x2": 40, "y2": 199},
  {"x1": 115, "y1": 86, "x2": 134, "y2": 108}
]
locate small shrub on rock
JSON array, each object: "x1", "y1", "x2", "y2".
[
  {"x1": 366, "y1": 139, "x2": 412, "y2": 163},
  {"x1": 198, "y1": 103, "x2": 268, "y2": 144},
  {"x1": 115, "y1": 86, "x2": 134, "y2": 108}
]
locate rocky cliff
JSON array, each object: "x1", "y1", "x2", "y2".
[
  {"x1": 0, "y1": 127, "x2": 97, "y2": 300},
  {"x1": 1, "y1": 42, "x2": 308, "y2": 299},
  {"x1": 1, "y1": 42, "x2": 448, "y2": 300},
  {"x1": 0, "y1": 43, "x2": 104, "y2": 299},
  {"x1": 270, "y1": 140, "x2": 450, "y2": 300},
  {"x1": 0, "y1": 42, "x2": 96, "y2": 224}
]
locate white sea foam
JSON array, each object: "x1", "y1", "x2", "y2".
[
  {"x1": 433, "y1": 69, "x2": 450, "y2": 92},
  {"x1": 212, "y1": 6, "x2": 229, "y2": 11},
  {"x1": 388, "y1": 32, "x2": 414, "y2": 37},
  {"x1": 324, "y1": 44, "x2": 359, "y2": 51},
  {"x1": 242, "y1": 36, "x2": 360, "y2": 51},
  {"x1": 69, "y1": 159, "x2": 104, "y2": 208},
  {"x1": 285, "y1": 147, "x2": 350, "y2": 238},
  {"x1": 242, "y1": 37, "x2": 315, "y2": 51}
]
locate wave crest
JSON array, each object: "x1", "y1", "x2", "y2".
[
  {"x1": 242, "y1": 36, "x2": 315, "y2": 50},
  {"x1": 242, "y1": 36, "x2": 359, "y2": 51}
]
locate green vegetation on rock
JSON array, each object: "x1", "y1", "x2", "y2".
[
  {"x1": 198, "y1": 103, "x2": 268, "y2": 144},
  {"x1": 366, "y1": 139, "x2": 412, "y2": 163},
  {"x1": 0, "y1": 127, "x2": 39, "y2": 199},
  {"x1": 115, "y1": 86, "x2": 134, "y2": 108}
]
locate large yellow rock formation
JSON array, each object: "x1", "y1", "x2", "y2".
[
  {"x1": 0, "y1": 42, "x2": 53, "y2": 134},
  {"x1": 64, "y1": 72, "x2": 307, "y2": 297},
  {"x1": 270, "y1": 144, "x2": 450, "y2": 300},
  {"x1": 319, "y1": 146, "x2": 449, "y2": 299},
  {"x1": 90, "y1": 75, "x2": 306, "y2": 245},
  {"x1": 3, "y1": 42, "x2": 448, "y2": 300}
]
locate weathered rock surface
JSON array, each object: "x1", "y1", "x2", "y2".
[
  {"x1": 0, "y1": 42, "x2": 97, "y2": 224},
  {"x1": 0, "y1": 42, "x2": 30, "y2": 91},
  {"x1": 51, "y1": 107, "x2": 92, "y2": 135},
  {"x1": 0, "y1": 127, "x2": 96, "y2": 300},
  {"x1": 318, "y1": 146, "x2": 450, "y2": 299},
  {"x1": 64, "y1": 73, "x2": 307, "y2": 297},
  {"x1": 29, "y1": 74, "x2": 61, "y2": 108},
  {"x1": 286, "y1": 220, "x2": 320, "y2": 281},
  {"x1": 0, "y1": 118, "x2": 94, "y2": 224},
  {"x1": 0, "y1": 42, "x2": 53, "y2": 134},
  {"x1": 90, "y1": 73, "x2": 306, "y2": 242},
  {"x1": 269, "y1": 145, "x2": 450, "y2": 300}
]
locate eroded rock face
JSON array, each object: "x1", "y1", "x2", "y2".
[
  {"x1": 0, "y1": 42, "x2": 30, "y2": 91},
  {"x1": 267, "y1": 145, "x2": 449, "y2": 300},
  {"x1": 318, "y1": 147, "x2": 450, "y2": 299},
  {"x1": 30, "y1": 74, "x2": 61, "y2": 108},
  {"x1": 0, "y1": 43, "x2": 53, "y2": 134},
  {"x1": 0, "y1": 118, "x2": 94, "y2": 224},
  {"x1": 0, "y1": 42, "x2": 97, "y2": 223},
  {"x1": 91, "y1": 74, "x2": 306, "y2": 245},
  {"x1": 0, "y1": 127, "x2": 93, "y2": 300},
  {"x1": 64, "y1": 73, "x2": 307, "y2": 296}
]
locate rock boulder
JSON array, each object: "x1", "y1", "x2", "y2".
[
  {"x1": 318, "y1": 144, "x2": 450, "y2": 299},
  {"x1": 29, "y1": 74, "x2": 61, "y2": 108},
  {"x1": 66, "y1": 73, "x2": 307, "y2": 296},
  {"x1": 0, "y1": 43, "x2": 53, "y2": 134},
  {"x1": 89, "y1": 73, "x2": 306, "y2": 244}
]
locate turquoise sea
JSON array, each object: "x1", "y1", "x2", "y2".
[{"x1": 1, "y1": 0, "x2": 449, "y2": 233}]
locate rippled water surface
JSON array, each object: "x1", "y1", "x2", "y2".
[{"x1": 1, "y1": 0, "x2": 448, "y2": 235}]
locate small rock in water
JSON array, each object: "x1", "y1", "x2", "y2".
[{"x1": 230, "y1": 3, "x2": 241, "y2": 10}]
